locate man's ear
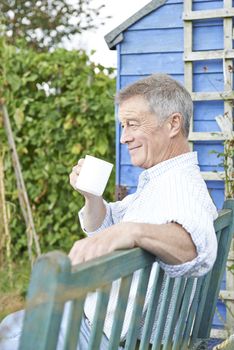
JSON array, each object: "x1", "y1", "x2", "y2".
[{"x1": 167, "y1": 113, "x2": 183, "y2": 137}]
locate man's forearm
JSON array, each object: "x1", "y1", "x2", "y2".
[
  {"x1": 82, "y1": 196, "x2": 106, "y2": 232},
  {"x1": 130, "y1": 222, "x2": 197, "y2": 265},
  {"x1": 69, "y1": 220, "x2": 198, "y2": 265}
]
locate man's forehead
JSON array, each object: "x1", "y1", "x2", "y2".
[
  {"x1": 118, "y1": 110, "x2": 143, "y2": 123},
  {"x1": 118, "y1": 100, "x2": 153, "y2": 123}
]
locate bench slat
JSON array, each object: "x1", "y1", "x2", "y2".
[
  {"x1": 124, "y1": 266, "x2": 152, "y2": 349},
  {"x1": 108, "y1": 275, "x2": 133, "y2": 349},
  {"x1": 139, "y1": 266, "x2": 164, "y2": 350},
  {"x1": 162, "y1": 278, "x2": 187, "y2": 350},
  {"x1": 88, "y1": 285, "x2": 111, "y2": 350},
  {"x1": 151, "y1": 276, "x2": 175, "y2": 350},
  {"x1": 63, "y1": 298, "x2": 86, "y2": 350},
  {"x1": 172, "y1": 278, "x2": 195, "y2": 350},
  {"x1": 182, "y1": 278, "x2": 203, "y2": 350}
]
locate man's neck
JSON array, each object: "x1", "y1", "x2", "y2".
[{"x1": 164, "y1": 136, "x2": 190, "y2": 161}]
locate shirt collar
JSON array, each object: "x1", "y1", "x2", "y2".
[{"x1": 139, "y1": 152, "x2": 198, "y2": 183}]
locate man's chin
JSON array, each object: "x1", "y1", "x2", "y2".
[{"x1": 130, "y1": 157, "x2": 143, "y2": 168}]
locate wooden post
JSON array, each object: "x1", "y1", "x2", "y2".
[
  {"x1": 0, "y1": 102, "x2": 41, "y2": 265},
  {"x1": 0, "y1": 152, "x2": 5, "y2": 265},
  {"x1": 183, "y1": 0, "x2": 193, "y2": 152},
  {"x1": 19, "y1": 252, "x2": 70, "y2": 350},
  {"x1": 223, "y1": 0, "x2": 234, "y2": 334},
  {"x1": 0, "y1": 150, "x2": 13, "y2": 285}
]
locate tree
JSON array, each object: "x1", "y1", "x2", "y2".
[{"x1": 0, "y1": 0, "x2": 107, "y2": 51}]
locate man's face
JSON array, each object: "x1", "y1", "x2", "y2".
[{"x1": 119, "y1": 96, "x2": 171, "y2": 169}]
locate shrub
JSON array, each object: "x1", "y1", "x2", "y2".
[{"x1": 0, "y1": 39, "x2": 116, "y2": 259}]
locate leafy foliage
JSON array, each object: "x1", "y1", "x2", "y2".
[
  {"x1": 0, "y1": 38, "x2": 116, "y2": 259},
  {"x1": 0, "y1": 0, "x2": 107, "y2": 51}
]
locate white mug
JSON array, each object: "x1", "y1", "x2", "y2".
[{"x1": 75, "y1": 155, "x2": 113, "y2": 196}]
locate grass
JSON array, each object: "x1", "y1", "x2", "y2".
[{"x1": 0, "y1": 259, "x2": 31, "y2": 321}]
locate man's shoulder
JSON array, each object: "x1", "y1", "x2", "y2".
[
  {"x1": 159, "y1": 165, "x2": 214, "y2": 203},
  {"x1": 162, "y1": 163, "x2": 204, "y2": 187}
]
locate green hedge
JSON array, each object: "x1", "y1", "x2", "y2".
[{"x1": 0, "y1": 39, "x2": 116, "y2": 259}]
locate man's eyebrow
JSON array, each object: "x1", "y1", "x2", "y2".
[{"x1": 118, "y1": 118, "x2": 139, "y2": 123}]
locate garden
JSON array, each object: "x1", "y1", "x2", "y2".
[{"x1": 0, "y1": 0, "x2": 116, "y2": 321}]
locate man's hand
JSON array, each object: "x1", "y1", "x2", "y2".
[
  {"x1": 68, "y1": 221, "x2": 197, "y2": 266},
  {"x1": 69, "y1": 159, "x2": 106, "y2": 231},
  {"x1": 69, "y1": 158, "x2": 84, "y2": 191},
  {"x1": 68, "y1": 223, "x2": 136, "y2": 265},
  {"x1": 69, "y1": 158, "x2": 95, "y2": 199}
]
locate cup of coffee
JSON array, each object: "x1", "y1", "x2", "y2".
[{"x1": 75, "y1": 155, "x2": 113, "y2": 196}]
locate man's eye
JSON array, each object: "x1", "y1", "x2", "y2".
[{"x1": 120, "y1": 122, "x2": 138, "y2": 128}]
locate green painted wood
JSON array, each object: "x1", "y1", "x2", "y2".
[
  {"x1": 197, "y1": 199, "x2": 234, "y2": 339},
  {"x1": 198, "y1": 199, "x2": 234, "y2": 338},
  {"x1": 172, "y1": 278, "x2": 196, "y2": 350},
  {"x1": 67, "y1": 248, "x2": 155, "y2": 295},
  {"x1": 190, "y1": 230, "x2": 222, "y2": 347},
  {"x1": 124, "y1": 266, "x2": 152, "y2": 350},
  {"x1": 108, "y1": 275, "x2": 133, "y2": 350},
  {"x1": 139, "y1": 266, "x2": 164, "y2": 350},
  {"x1": 214, "y1": 209, "x2": 232, "y2": 232},
  {"x1": 151, "y1": 276, "x2": 175, "y2": 350},
  {"x1": 19, "y1": 251, "x2": 71, "y2": 350},
  {"x1": 63, "y1": 298, "x2": 86, "y2": 350},
  {"x1": 181, "y1": 278, "x2": 203, "y2": 350},
  {"x1": 88, "y1": 285, "x2": 111, "y2": 350},
  {"x1": 162, "y1": 278, "x2": 186, "y2": 350},
  {"x1": 19, "y1": 200, "x2": 234, "y2": 350}
]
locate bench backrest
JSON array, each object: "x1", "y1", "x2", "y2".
[{"x1": 19, "y1": 199, "x2": 234, "y2": 350}]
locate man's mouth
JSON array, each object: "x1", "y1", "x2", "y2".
[{"x1": 129, "y1": 146, "x2": 141, "y2": 151}]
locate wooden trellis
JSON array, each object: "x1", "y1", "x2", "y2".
[{"x1": 183, "y1": 0, "x2": 234, "y2": 337}]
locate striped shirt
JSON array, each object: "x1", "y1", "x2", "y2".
[{"x1": 79, "y1": 151, "x2": 218, "y2": 340}]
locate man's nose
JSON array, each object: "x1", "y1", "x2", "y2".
[{"x1": 120, "y1": 127, "x2": 134, "y2": 144}]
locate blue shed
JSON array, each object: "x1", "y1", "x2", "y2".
[{"x1": 105, "y1": 0, "x2": 234, "y2": 338}]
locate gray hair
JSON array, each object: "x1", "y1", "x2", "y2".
[{"x1": 115, "y1": 73, "x2": 193, "y2": 137}]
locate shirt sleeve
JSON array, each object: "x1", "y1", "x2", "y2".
[
  {"x1": 157, "y1": 170, "x2": 218, "y2": 277},
  {"x1": 78, "y1": 193, "x2": 135, "y2": 237}
]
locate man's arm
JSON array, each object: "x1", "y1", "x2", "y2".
[
  {"x1": 81, "y1": 195, "x2": 106, "y2": 232},
  {"x1": 133, "y1": 222, "x2": 197, "y2": 264},
  {"x1": 69, "y1": 221, "x2": 197, "y2": 265}
]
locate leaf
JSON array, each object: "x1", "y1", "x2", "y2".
[
  {"x1": 71, "y1": 144, "x2": 83, "y2": 155},
  {"x1": 13, "y1": 107, "x2": 24, "y2": 129},
  {"x1": 7, "y1": 74, "x2": 21, "y2": 92},
  {"x1": 95, "y1": 136, "x2": 108, "y2": 155}
]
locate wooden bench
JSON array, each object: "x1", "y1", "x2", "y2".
[{"x1": 19, "y1": 199, "x2": 234, "y2": 350}]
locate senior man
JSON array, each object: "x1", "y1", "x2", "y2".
[
  {"x1": 69, "y1": 73, "x2": 217, "y2": 271},
  {"x1": 68, "y1": 73, "x2": 218, "y2": 345},
  {"x1": 0, "y1": 73, "x2": 217, "y2": 349}
]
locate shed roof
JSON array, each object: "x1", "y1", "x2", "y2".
[{"x1": 104, "y1": 0, "x2": 167, "y2": 50}]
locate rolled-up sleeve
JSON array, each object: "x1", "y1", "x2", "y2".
[
  {"x1": 157, "y1": 171, "x2": 218, "y2": 277},
  {"x1": 78, "y1": 201, "x2": 113, "y2": 237},
  {"x1": 159, "y1": 210, "x2": 217, "y2": 277},
  {"x1": 78, "y1": 193, "x2": 135, "y2": 237}
]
